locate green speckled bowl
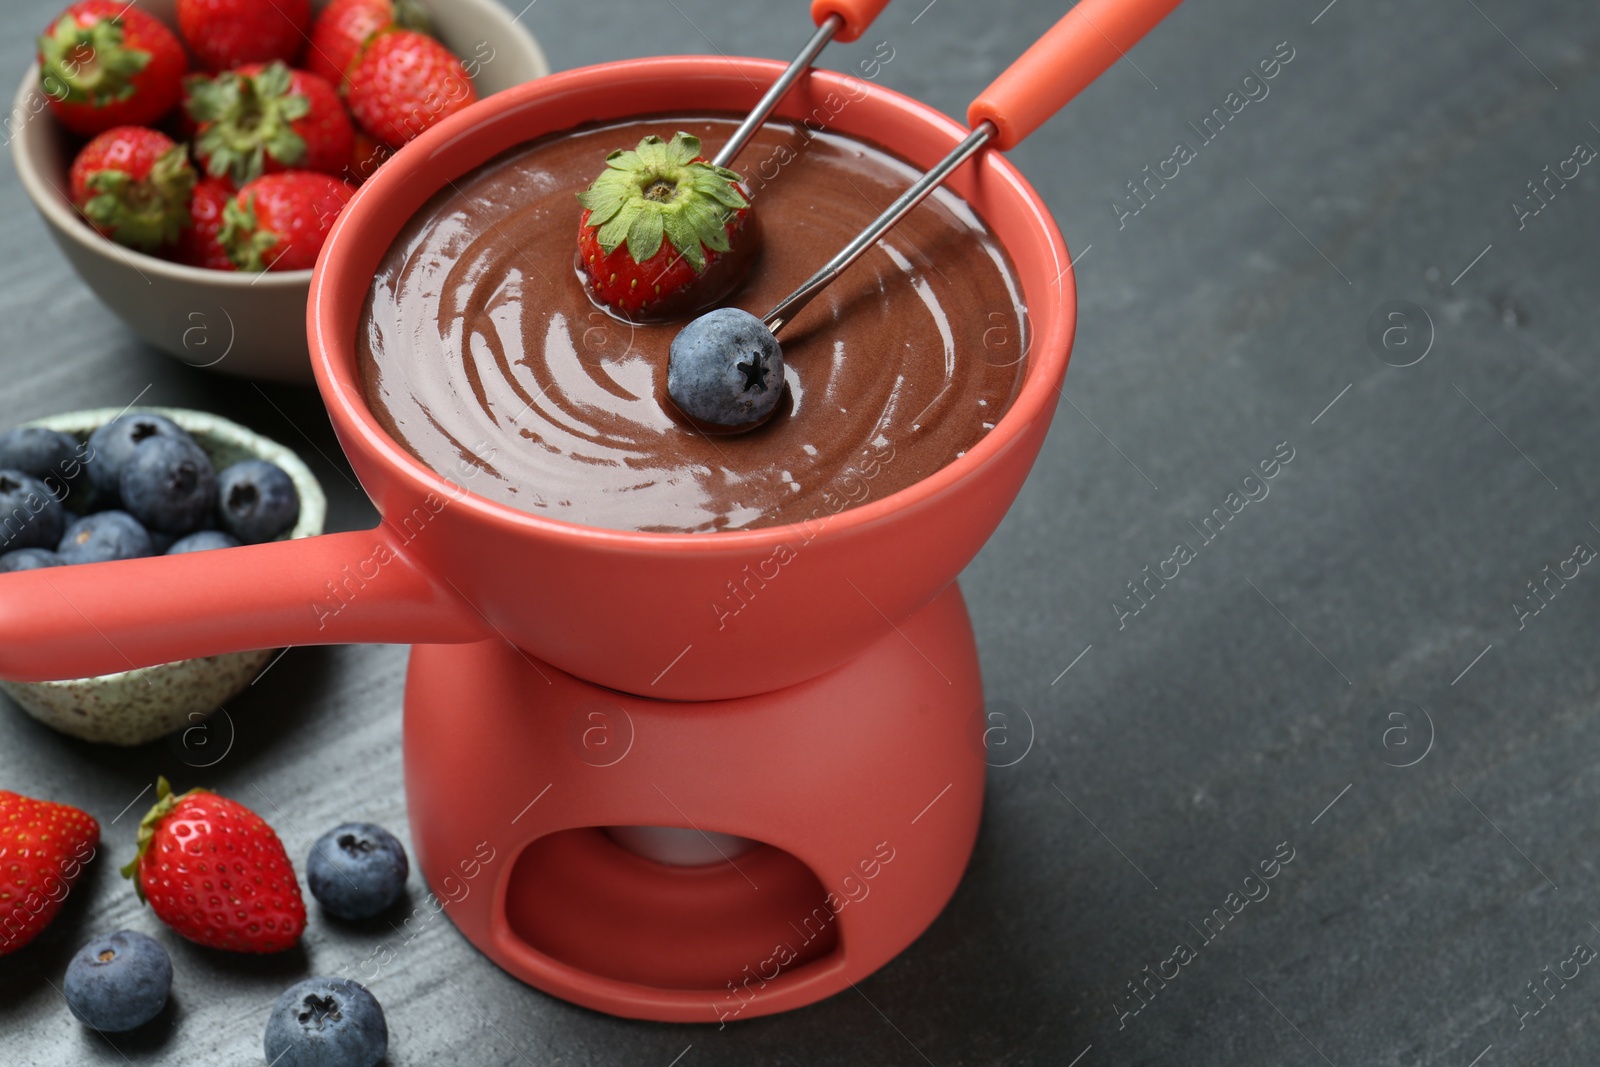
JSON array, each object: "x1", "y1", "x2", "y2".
[{"x1": 0, "y1": 408, "x2": 326, "y2": 745}]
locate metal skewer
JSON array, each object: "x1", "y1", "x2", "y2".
[
  {"x1": 712, "y1": 13, "x2": 844, "y2": 169},
  {"x1": 761, "y1": 120, "x2": 996, "y2": 335},
  {"x1": 750, "y1": 0, "x2": 1185, "y2": 336}
]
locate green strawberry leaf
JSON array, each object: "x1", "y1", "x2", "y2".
[
  {"x1": 694, "y1": 174, "x2": 749, "y2": 210},
  {"x1": 661, "y1": 210, "x2": 698, "y2": 264},
  {"x1": 219, "y1": 193, "x2": 280, "y2": 272},
  {"x1": 665, "y1": 133, "x2": 701, "y2": 166},
  {"x1": 183, "y1": 72, "x2": 239, "y2": 123},
  {"x1": 254, "y1": 62, "x2": 292, "y2": 99},
  {"x1": 605, "y1": 149, "x2": 643, "y2": 173},
  {"x1": 626, "y1": 207, "x2": 665, "y2": 263},
  {"x1": 594, "y1": 201, "x2": 640, "y2": 255}
]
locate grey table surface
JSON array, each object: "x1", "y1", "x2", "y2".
[{"x1": 3, "y1": 0, "x2": 1598, "y2": 1063}]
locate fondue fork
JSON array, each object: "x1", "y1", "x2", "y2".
[
  {"x1": 768, "y1": 0, "x2": 1184, "y2": 328},
  {"x1": 712, "y1": 0, "x2": 894, "y2": 168},
  {"x1": 669, "y1": 0, "x2": 1186, "y2": 431}
]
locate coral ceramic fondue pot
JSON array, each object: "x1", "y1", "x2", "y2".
[
  {"x1": 0, "y1": 0, "x2": 1183, "y2": 1023},
  {"x1": 0, "y1": 57, "x2": 1074, "y2": 699}
]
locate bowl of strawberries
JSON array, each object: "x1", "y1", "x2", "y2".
[{"x1": 10, "y1": 0, "x2": 549, "y2": 384}]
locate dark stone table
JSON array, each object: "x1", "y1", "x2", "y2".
[{"x1": 3, "y1": 0, "x2": 1597, "y2": 1063}]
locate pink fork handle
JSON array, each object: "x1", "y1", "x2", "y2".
[
  {"x1": 0, "y1": 527, "x2": 484, "y2": 683},
  {"x1": 968, "y1": 0, "x2": 1183, "y2": 150},
  {"x1": 811, "y1": 0, "x2": 892, "y2": 42}
]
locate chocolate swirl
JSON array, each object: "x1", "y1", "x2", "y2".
[{"x1": 360, "y1": 116, "x2": 1027, "y2": 533}]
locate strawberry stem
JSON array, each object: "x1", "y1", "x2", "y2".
[
  {"x1": 188, "y1": 62, "x2": 310, "y2": 187},
  {"x1": 81, "y1": 145, "x2": 196, "y2": 252},
  {"x1": 37, "y1": 14, "x2": 151, "y2": 107},
  {"x1": 219, "y1": 193, "x2": 280, "y2": 273}
]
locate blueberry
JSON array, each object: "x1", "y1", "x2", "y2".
[
  {"x1": 57, "y1": 511, "x2": 154, "y2": 564},
  {"x1": 264, "y1": 977, "x2": 387, "y2": 1067},
  {"x1": 119, "y1": 436, "x2": 217, "y2": 536},
  {"x1": 63, "y1": 930, "x2": 172, "y2": 1033},
  {"x1": 0, "y1": 469, "x2": 67, "y2": 553},
  {"x1": 216, "y1": 460, "x2": 299, "y2": 544},
  {"x1": 0, "y1": 547, "x2": 67, "y2": 572},
  {"x1": 667, "y1": 307, "x2": 786, "y2": 428},
  {"x1": 167, "y1": 530, "x2": 242, "y2": 554},
  {"x1": 308, "y1": 823, "x2": 409, "y2": 921},
  {"x1": 152, "y1": 513, "x2": 216, "y2": 554},
  {"x1": 0, "y1": 427, "x2": 86, "y2": 501},
  {"x1": 86, "y1": 413, "x2": 193, "y2": 505}
]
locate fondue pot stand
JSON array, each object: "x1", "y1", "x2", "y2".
[
  {"x1": 404, "y1": 585, "x2": 984, "y2": 1022},
  {"x1": 0, "y1": 0, "x2": 1192, "y2": 1018}
]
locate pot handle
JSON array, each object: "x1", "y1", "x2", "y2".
[{"x1": 0, "y1": 525, "x2": 485, "y2": 683}]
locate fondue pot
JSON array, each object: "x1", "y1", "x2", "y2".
[{"x1": 0, "y1": 0, "x2": 1179, "y2": 1023}]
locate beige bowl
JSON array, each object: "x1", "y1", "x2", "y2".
[
  {"x1": 0, "y1": 407, "x2": 326, "y2": 745},
  {"x1": 9, "y1": 0, "x2": 550, "y2": 385}
]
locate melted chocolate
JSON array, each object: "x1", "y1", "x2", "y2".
[{"x1": 359, "y1": 115, "x2": 1027, "y2": 533}]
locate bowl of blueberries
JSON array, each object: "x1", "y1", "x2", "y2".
[{"x1": 0, "y1": 407, "x2": 324, "y2": 744}]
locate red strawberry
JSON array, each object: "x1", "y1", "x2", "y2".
[
  {"x1": 120, "y1": 777, "x2": 304, "y2": 953},
  {"x1": 69, "y1": 126, "x2": 197, "y2": 252},
  {"x1": 0, "y1": 791, "x2": 99, "y2": 957},
  {"x1": 306, "y1": 0, "x2": 431, "y2": 92},
  {"x1": 37, "y1": 1, "x2": 187, "y2": 138},
  {"x1": 576, "y1": 132, "x2": 755, "y2": 320},
  {"x1": 176, "y1": 0, "x2": 311, "y2": 72},
  {"x1": 344, "y1": 131, "x2": 391, "y2": 187},
  {"x1": 220, "y1": 171, "x2": 356, "y2": 272},
  {"x1": 346, "y1": 29, "x2": 477, "y2": 149},
  {"x1": 172, "y1": 178, "x2": 236, "y2": 270},
  {"x1": 185, "y1": 62, "x2": 353, "y2": 187}
]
